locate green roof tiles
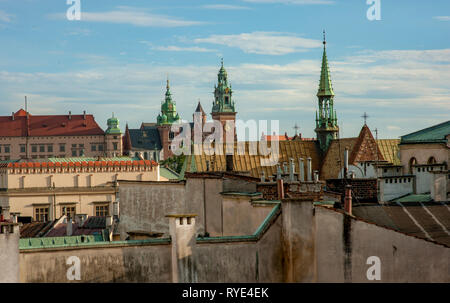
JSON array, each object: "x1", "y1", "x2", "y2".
[
  {"x1": 160, "y1": 167, "x2": 180, "y2": 180},
  {"x1": 400, "y1": 120, "x2": 450, "y2": 144}
]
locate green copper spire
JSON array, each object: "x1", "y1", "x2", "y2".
[
  {"x1": 106, "y1": 112, "x2": 121, "y2": 134},
  {"x1": 157, "y1": 78, "x2": 181, "y2": 125},
  {"x1": 212, "y1": 59, "x2": 236, "y2": 113},
  {"x1": 314, "y1": 31, "x2": 339, "y2": 154},
  {"x1": 317, "y1": 31, "x2": 334, "y2": 97}
]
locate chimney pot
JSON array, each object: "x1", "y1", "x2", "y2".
[
  {"x1": 307, "y1": 157, "x2": 312, "y2": 181},
  {"x1": 298, "y1": 158, "x2": 305, "y2": 182}
]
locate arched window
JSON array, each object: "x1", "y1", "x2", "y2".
[
  {"x1": 408, "y1": 157, "x2": 417, "y2": 174},
  {"x1": 134, "y1": 152, "x2": 139, "y2": 158},
  {"x1": 427, "y1": 156, "x2": 436, "y2": 164},
  {"x1": 144, "y1": 152, "x2": 148, "y2": 160}
]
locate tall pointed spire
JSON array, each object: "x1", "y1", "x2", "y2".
[
  {"x1": 314, "y1": 30, "x2": 339, "y2": 154},
  {"x1": 212, "y1": 59, "x2": 235, "y2": 113},
  {"x1": 317, "y1": 30, "x2": 334, "y2": 97}
]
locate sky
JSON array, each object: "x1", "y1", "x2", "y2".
[{"x1": 0, "y1": 0, "x2": 449, "y2": 139}]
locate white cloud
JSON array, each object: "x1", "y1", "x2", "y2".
[
  {"x1": 0, "y1": 48, "x2": 449, "y2": 138},
  {"x1": 201, "y1": 4, "x2": 250, "y2": 10},
  {"x1": 49, "y1": 7, "x2": 204, "y2": 27},
  {"x1": 0, "y1": 10, "x2": 13, "y2": 23},
  {"x1": 242, "y1": 0, "x2": 334, "y2": 4},
  {"x1": 433, "y1": 16, "x2": 450, "y2": 21},
  {"x1": 152, "y1": 46, "x2": 217, "y2": 53},
  {"x1": 194, "y1": 32, "x2": 322, "y2": 55}
]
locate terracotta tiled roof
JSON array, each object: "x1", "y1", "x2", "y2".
[
  {"x1": 185, "y1": 141, "x2": 321, "y2": 179},
  {"x1": 377, "y1": 139, "x2": 401, "y2": 165},
  {"x1": 0, "y1": 109, "x2": 105, "y2": 137}
]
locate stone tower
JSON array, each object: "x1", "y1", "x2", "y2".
[
  {"x1": 211, "y1": 59, "x2": 237, "y2": 143},
  {"x1": 105, "y1": 113, "x2": 122, "y2": 157},
  {"x1": 315, "y1": 32, "x2": 339, "y2": 154}
]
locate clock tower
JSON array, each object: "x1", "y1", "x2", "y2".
[{"x1": 211, "y1": 59, "x2": 237, "y2": 144}]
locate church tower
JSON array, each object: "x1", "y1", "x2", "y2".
[
  {"x1": 157, "y1": 78, "x2": 181, "y2": 160},
  {"x1": 211, "y1": 59, "x2": 237, "y2": 143},
  {"x1": 315, "y1": 32, "x2": 339, "y2": 153}
]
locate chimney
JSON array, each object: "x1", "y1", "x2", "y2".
[
  {"x1": 289, "y1": 158, "x2": 295, "y2": 181},
  {"x1": 106, "y1": 215, "x2": 113, "y2": 229},
  {"x1": 283, "y1": 162, "x2": 288, "y2": 174},
  {"x1": 83, "y1": 110, "x2": 86, "y2": 120},
  {"x1": 277, "y1": 178, "x2": 284, "y2": 200},
  {"x1": 276, "y1": 164, "x2": 282, "y2": 180},
  {"x1": 260, "y1": 171, "x2": 266, "y2": 182},
  {"x1": 344, "y1": 185, "x2": 352, "y2": 215},
  {"x1": 226, "y1": 154, "x2": 233, "y2": 172},
  {"x1": 75, "y1": 214, "x2": 87, "y2": 227},
  {"x1": 298, "y1": 158, "x2": 305, "y2": 182},
  {"x1": 314, "y1": 170, "x2": 319, "y2": 182},
  {"x1": 68, "y1": 111, "x2": 72, "y2": 120},
  {"x1": 344, "y1": 147, "x2": 349, "y2": 179},
  {"x1": 307, "y1": 157, "x2": 312, "y2": 181},
  {"x1": 66, "y1": 217, "x2": 73, "y2": 236},
  {"x1": 11, "y1": 112, "x2": 14, "y2": 121}
]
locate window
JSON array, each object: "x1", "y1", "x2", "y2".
[
  {"x1": 32, "y1": 145, "x2": 37, "y2": 153},
  {"x1": 225, "y1": 96, "x2": 229, "y2": 104},
  {"x1": 113, "y1": 142, "x2": 118, "y2": 151},
  {"x1": 98, "y1": 144, "x2": 104, "y2": 151},
  {"x1": 79, "y1": 144, "x2": 84, "y2": 148},
  {"x1": 169, "y1": 132, "x2": 175, "y2": 140},
  {"x1": 61, "y1": 205, "x2": 76, "y2": 218},
  {"x1": 79, "y1": 149, "x2": 84, "y2": 156},
  {"x1": 95, "y1": 204, "x2": 109, "y2": 216},
  {"x1": 72, "y1": 144, "x2": 77, "y2": 148},
  {"x1": 428, "y1": 157, "x2": 436, "y2": 164},
  {"x1": 20, "y1": 145, "x2": 26, "y2": 153},
  {"x1": 47, "y1": 145, "x2": 53, "y2": 153},
  {"x1": 91, "y1": 144, "x2": 97, "y2": 152},
  {"x1": 34, "y1": 207, "x2": 49, "y2": 222},
  {"x1": 60, "y1": 144, "x2": 65, "y2": 152},
  {"x1": 144, "y1": 152, "x2": 148, "y2": 160},
  {"x1": 39, "y1": 145, "x2": 45, "y2": 152},
  {"x1": 4, "y1": 145, "x2": 10, "y2": 153},
  {"x1": 72, "y1": 150, "x2": 77, "y2": 157},
  {"x1": 113, "y1": 136, "x2": 117, "y2": 139}
]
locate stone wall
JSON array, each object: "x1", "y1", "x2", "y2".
[{"x1": 0, "y1": 223, "x2": 20, "y2": 283}]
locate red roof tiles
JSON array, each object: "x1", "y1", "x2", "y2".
[{"x1": 0, "y1": 109, "x2": 105, "y2": 137}]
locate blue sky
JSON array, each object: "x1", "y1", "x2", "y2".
[{"x1": 0, "y1": 0, "x2": 449, "y2": 139}]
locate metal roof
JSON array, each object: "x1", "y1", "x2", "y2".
[
  {"x1": 129, "y1": 126, "x2": 162, "y2": 151},
  {"x1": 400, "y1": 120, "x2": 450, "y2": 144}
]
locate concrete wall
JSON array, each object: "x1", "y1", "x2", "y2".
[
  {"x1": 196, "y1": 214, "x2": 283, "y2": 283},
  {"x1": 413, "y1": 165, "x2": 446, "y2": 194},
  {"x1": 0, "y1": 224, "x2": 20, "y2": 283},
  {"x1": 315, "y1": 207, "x2": 450, "y2": 282},
  {"x1": 118, "y1": 181, "x2": 186, "y2": 239},
  {"x1": 222, "y1": 198, "x2": 274, "y2": 236},
  {"x1": 379, "y1": 176, "x2": 414, "y2": 202},
  {"x1": 19, "y1": 242, "x2": 172, "y2": 282},
  {"x1": 431, "y1": 171, "x2": 449, "y2": 202}
]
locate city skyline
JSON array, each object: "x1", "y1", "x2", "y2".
[{"x1": 0, "y1": 0, "x2": 449, "y2": 139}]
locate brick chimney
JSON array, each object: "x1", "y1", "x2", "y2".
[
  {"x1": 344, "y1": 185, "x2": 352, "y2": 215},
  {"x1": 277, "y1": 178, "x2": 285, "y2": 200}
]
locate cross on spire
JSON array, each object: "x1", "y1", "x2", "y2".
[
  {"x1": 293, "y1": 123, "x2": 300, "y2": 136},
  {"x1": 323, "y1": 30, "x2": 326, "y2": 45},
  {"x1": 361, "y1": 112, "x2": 369, "y2": 125}
]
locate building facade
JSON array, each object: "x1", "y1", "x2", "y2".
[{"x1": 0, "y1": 109, "x2": 122, "y2": 160}]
